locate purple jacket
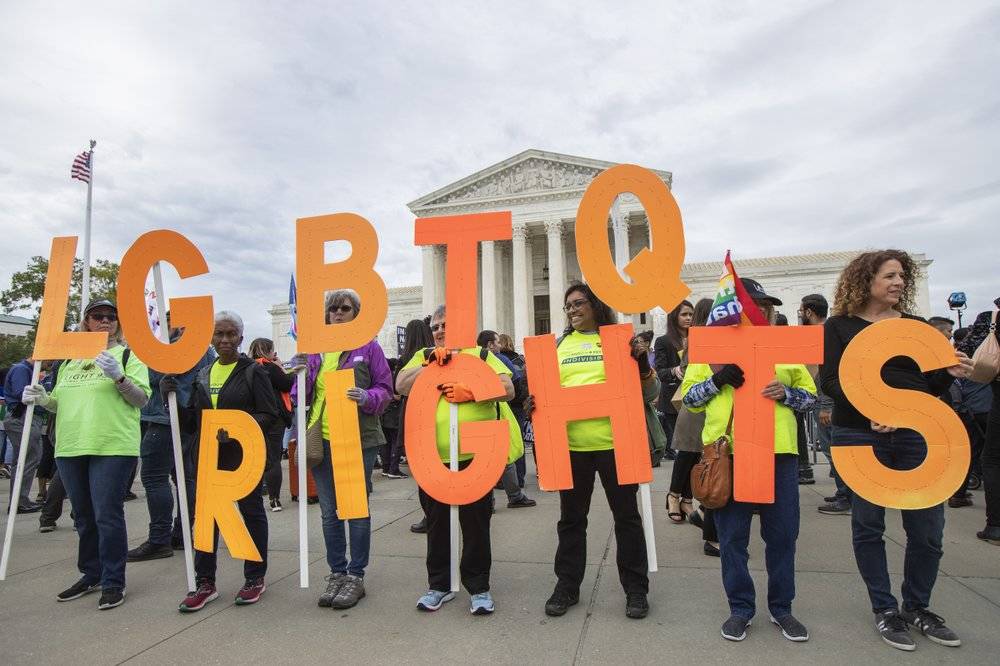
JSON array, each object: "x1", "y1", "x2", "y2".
[{"x1": 291, "y1": 339, "x2": 393, "y2": 417}]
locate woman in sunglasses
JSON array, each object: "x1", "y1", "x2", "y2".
[
  {"x1": 22, "y1": 299, "x2": 151, "y2": 610},
  {"x1": 293, "y1": 289, "x2": 393, "y2": 611}
]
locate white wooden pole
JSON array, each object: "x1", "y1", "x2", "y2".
[
  {"x1": 297, "y1": 370, "x2": 309, "y2": 588},
  {"x1": 449, "y1": 402, "x2": 459, "y2": 593},
  {"x1": 0, "y1": 361, "x2": 42, "y2": 580},
  {"x1": 639, "y1": 483, "x2": 658, "y2": 572}
]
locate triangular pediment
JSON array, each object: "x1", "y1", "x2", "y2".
[{"x1": 408, "y1": 149, "x2": 671, "y2": 212}]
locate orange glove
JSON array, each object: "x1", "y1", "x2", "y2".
[
  {"x1": 422, "y1": 346, "x2": 453, "y2": 366},
  {"x1": 437, "y1": 382, "x2": 475, "y2": 403}
]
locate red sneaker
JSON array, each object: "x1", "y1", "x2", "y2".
[
  {"x1": 179, "y1": 581, "x2": 218, "y2": 613},
  {"x1": 235, "y1": 578, "x2": 266, "y2": 605}
]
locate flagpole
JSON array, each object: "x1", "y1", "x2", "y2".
[{"x1": 79, "y1": 139, "x2": 96, "y2": 321}]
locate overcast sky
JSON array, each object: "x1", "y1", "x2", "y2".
[{"x1": 2, "y1": 1, "x2": 997, "y2": 342}]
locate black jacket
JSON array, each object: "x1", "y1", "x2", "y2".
[{"x1": 653, "y1": 335, "x2": 683, "y2": 414}]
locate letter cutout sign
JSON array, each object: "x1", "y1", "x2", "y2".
[
  {"x1": 575, "y1": 164, "x2": 689, "y2": 314},
  {"x1": 523, "y1": 324, "x2": 650, "y2": 491},
  {"x1": 688, "y1": 325, "x2": 823, "y2": 503},
  {"x1": 117, "y1": 230, "x2": 214, "y2": 373},
  {"x1": 832, "y1": 318, "x2": 969, "y2": 509},
  {"x1": 404, "y1": 354, "x2": 509, "y2": 504},
  {"x1": 33, "y1": 237, "x2": 106, "y2": 360},
  {"x1": 323, "y1": 369, "x2": 369, "y2": 519},
  {"x1": 194, "y1": 410, "x2": 267, "y2": 561}
]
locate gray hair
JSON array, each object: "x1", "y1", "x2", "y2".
[
  {"x1": 431, "y1": 304, "x2": 446, "y2": 320},
  {"x1": 325, "y1": 289, "x2": 361, "y2": 315},
  {"x1": 215, "y1": 310, "x2": 244, "y2": 335}
]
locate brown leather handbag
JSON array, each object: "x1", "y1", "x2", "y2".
[{"x1": 691, "y1": 410, "x2": 734, "y2": 509}]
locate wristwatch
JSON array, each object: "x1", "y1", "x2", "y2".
[{"x1": 116, "y1": 375, "x2": 127, "y2": 384}]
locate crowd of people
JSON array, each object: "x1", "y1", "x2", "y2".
[{"x1": 1, "y1": 248, "x2": 997, "y2": 653}]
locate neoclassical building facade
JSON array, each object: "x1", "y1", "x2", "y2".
[{"x1": 270, "y1": 150, "x2": 931, "y2": 360}]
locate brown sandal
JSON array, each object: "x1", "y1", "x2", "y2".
[{"x1": 666, "y1": 492, "x2": 685, "y2": 523}]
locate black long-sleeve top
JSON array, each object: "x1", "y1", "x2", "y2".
[
  {"x1": 653, "y1": 334, "x2": 683, "y2": 414},
  {"x1": 819, "y1": 313, "x2": 955, "y2": 429}
]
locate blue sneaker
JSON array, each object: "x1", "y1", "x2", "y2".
[
  {"x1": 470, "y1": 591, "x2": 495, "y2": 615},
  {"x1": 416, "y1": 590, "x2": 455, "y2": 612}
]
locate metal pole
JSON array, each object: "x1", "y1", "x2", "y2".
[
  {"x1": 0, "y1": 361, "x2": 42, "y2": 580},
  {"x1": 79, "y1": 140, "x2": 95, "y2": 321}
]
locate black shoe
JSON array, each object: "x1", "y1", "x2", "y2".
[
  {"x1": 507, "y1": 495, "x2": 537, "y2": 509},
  {"x1": 770, "y1": 614, "x2": 809, "y2": 641},
  {"x1": 818, "y1": 501, "x2": 851, "y2": 516},
  {"x1": 875, "y1": 610, "x2": 916, "y2": 651},
  {"x1": 947, "y1": 495, "x2": 973, "y2": 508},
  {"x1": 797, "y1": 472, "x2": 815, "y2": 485},
  {"x1": 625, "y1": 592, "x2": 649, "y2": 619},
  {"x1": 57, "y1": 578, "x2": 101, "y2": 602},
  {"x1": 823, "y1": 495, "x2": 839, "y2": 503},
  {"x1": 976, "y1": 525, "x2": 1000, "y2": 544},
  {"x1": 410, "y1": 517, "x2": 428, "y2": 534},
  {"x1": 703, "y1": 541, "x2": 720, "y2": 557},
  {"x1": 544, "y1": 589, "x2": 579, "y2": 617},
  {"x1": 127, "y1": 541, "x2": 174, "y2": 562},
  {"x1": 98, "y1": 587, "x2": 126, "y2": 610},
  {"x1": 899, "y1": 608, "x2": 961, "y2": 647},
  {"x1": 16, "y1": 502, "x2": 42, "y2": 514},
  {"x1": 687, "y1": 509, "x2": 704, "y2": 529},
  {"x1": 124, "y1": 491, "x2": 138, "y2": 502},
  {"x1": 307, "y1": 496, "x2": 319, "y2": 505},
  {"x1": 172, "y1": 538, "x2": 185, "y2": 551},
  {"x1": 39, "y1": 518, "x2": 57, "y2": 533},
  {"x1": 721, "y1": 615, "x2": 751, "y2": 641}
]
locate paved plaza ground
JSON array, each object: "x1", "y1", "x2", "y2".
[{"x1": 1, "y1": 456, "x2": 997, "y2": 665}]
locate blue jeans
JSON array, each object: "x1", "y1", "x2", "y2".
[
  {"x1": 140, "y1": 423, "x2": 194, "y2": 546},
  {"x1": 56, "y1": 455, "x2": 135, "y2": 588},
  {"x1": 714, "y1": 454, "x2": 800, "y2": 620},
  {"x1": 832, "y1": 426, "x2": 945, "y2": 613},
  {"x1": 311, "y1": 441, "x2": 377, "y2": 577}
]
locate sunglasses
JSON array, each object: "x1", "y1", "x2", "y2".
[
  {"x1": 430, "y1": 322, "x2": 446, "y2": 332},
  {"x1": 88, "y1": 312, "x2": 118, "y2": 322},
  {"x1": 327, "y1": 304, "x2": 354, "y2": 314}
]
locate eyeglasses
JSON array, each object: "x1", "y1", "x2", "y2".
[
  {"x1": 563, "y1": 299, "x2": 589, "y2": 313},
  {"x1": 430, "y1": 322, "x2": 446, "y2": 332},
  {"x1": 327, "y1": 304, "x2": 354, "y2": 314},
  {"x1": 88, "y1": 313, "x2": 117, "y2": 322}
]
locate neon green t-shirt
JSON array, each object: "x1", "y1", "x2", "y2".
[
  {"x1": 401, "y1": 347, "x2": 524, "y2": 464},
  {"x1": 557, "y1": 330, "x2": 615, "y2": 452},
  {"x1": 51, "y1": 345, "x2": 151, "y2": 457},
  {"x1": 308, "y1": 352, "x2": 343, "y2": 440},
  {"x1": 209, "y1": 360, "x2": 238, "y2": 408},
  {"x1": 681, "y1": 362, "x2": 816, "y2": 454}
]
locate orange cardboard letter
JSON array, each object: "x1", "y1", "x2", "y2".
[
  {"x1": 404, "y1": 354, "x2": 509, "y2": 504},
  {"x1": 688, "y1": 325, "x2": 823, "y2": 503},
  {"x1": 296, "y1": 213, "x2": 388, "y2": 353},
  {"x1": 575, "y1": 164, "x2": 689, "y2": 314},
  {"x1": 523, "y1": 324, "x2": 649, "y2": 491},
  {"x1": 414, "y1": 212, "x2": 512, "y2": 348},
  {"x1": 323, "y1": 369, "x2": 369, "y2": 519},
  {"x1": 194, "y1": 410, "x2": 266, "y2": 561},
  {"x1": 33, "y1": 237, "x2": 106, "y2": 360},
  {"x1": 831, "y1": 318, "x2": 970, "y2": 509},
  {"x1": 117, "y1": 230, "x2": 214, "y2": 373}
]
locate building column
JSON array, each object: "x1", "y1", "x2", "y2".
[
  {"x1": 512, "y1": 222, "x2": 529, "y2": 348},
  {"x1": 421, "y1": 245, "x2": 436, "y2": 315},
  {"x1": 546, "y1": 220, "x2": 566, "y2": 334},
  {"x1": 481, "y1": 240, "x2": 497, "y2": 331},
  {"x1": 434, "y1": 246, "x2": 446, "y2": 312}
]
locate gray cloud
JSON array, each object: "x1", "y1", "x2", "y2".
[{"x1": 1, "y1": 0, "x2": 997, "y2": 344}]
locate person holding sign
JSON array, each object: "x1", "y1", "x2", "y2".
[
  {"x1": 294, "y1": 289, "x2": 392, "y2": 611},
  {"x1": 537, "y1": 284, "x2": 660, "y2": 621},
  {"x1": 21, "y1": 299, "x2": 151, "y2": 611},
  {"x1": 682, "y1": 279, "x2": 816, "y2": 643},
  {"x1": 395, "y1": 304, "x2": 523, "y2": 616},
  {"x1": 820, "y1": 250, "x2": 972, "y2": 652},
  {"x1": 165, "y1": 311, "x2": 279, "y2": 612}
]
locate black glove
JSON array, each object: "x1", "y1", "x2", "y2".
[
  {"x1": 159, "y1": 374, "x2": 179, "y2": 400},
  {"x1": 711, "y1": 364, "x2": 745, "y2": 389}
]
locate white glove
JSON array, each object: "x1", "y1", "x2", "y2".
[
  {"x1": 95, "y1": 350, "x2": 124, "y2": 381},
  {"x1": 22, "y1": 384, "x2": 50, "y2": 407}
]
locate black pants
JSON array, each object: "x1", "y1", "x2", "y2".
[
  {"x1": 983, "y1": 387, "x2": 1000, "y2": 528},
  {"x1": 555, "y1": 449, "x2": 648, "y2": 595},
  {"x1": 380, "y1": 427, "x2": 401, "y2": 475},
  {"x1": 263, "y1": 424, "x2": 285, "y2": 502},
  {"x1": 669, "y1": 450, "x2": 700, "y2": 498},
  {"x1": 193, "y1": 438, "x2": 268, "y2": 583},
  {"x1": 703, "y1": 506, "x2": 718, "y2": 542},
  {"x1": 796, "y1": 412, "x2": 812, "y2": 471},
  {"x1": 37, "y1": 433, "x2": 56, "y2": 480},
  {"x1": 418, "y1": 460, "x2": 492, "y2": 594},
  {"x1": 41, "y1": 469, "x2": 67, "y2": 522}
]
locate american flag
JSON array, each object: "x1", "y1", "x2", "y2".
[{"x1": 71, "y1": 150, "x2": 92, "y2": 183}]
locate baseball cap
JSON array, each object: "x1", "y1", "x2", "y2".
[
  {"x1": 83, "y1": 299, "x2": 117, "y2": 317},
  {"x1": 740, "y1": 278, "x2": 782, "y2": 306}
]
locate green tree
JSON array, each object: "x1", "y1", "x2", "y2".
[
  {"x1": 0, "y1": 257, "x2": 119, "y2": 329},
  {"x1": 0, "y1": 334, "x2": 33, "y2": 368}
]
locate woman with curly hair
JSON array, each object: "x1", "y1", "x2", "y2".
[{"x1": 819, "y1": 250, "x2": 973, "y2": 652}]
